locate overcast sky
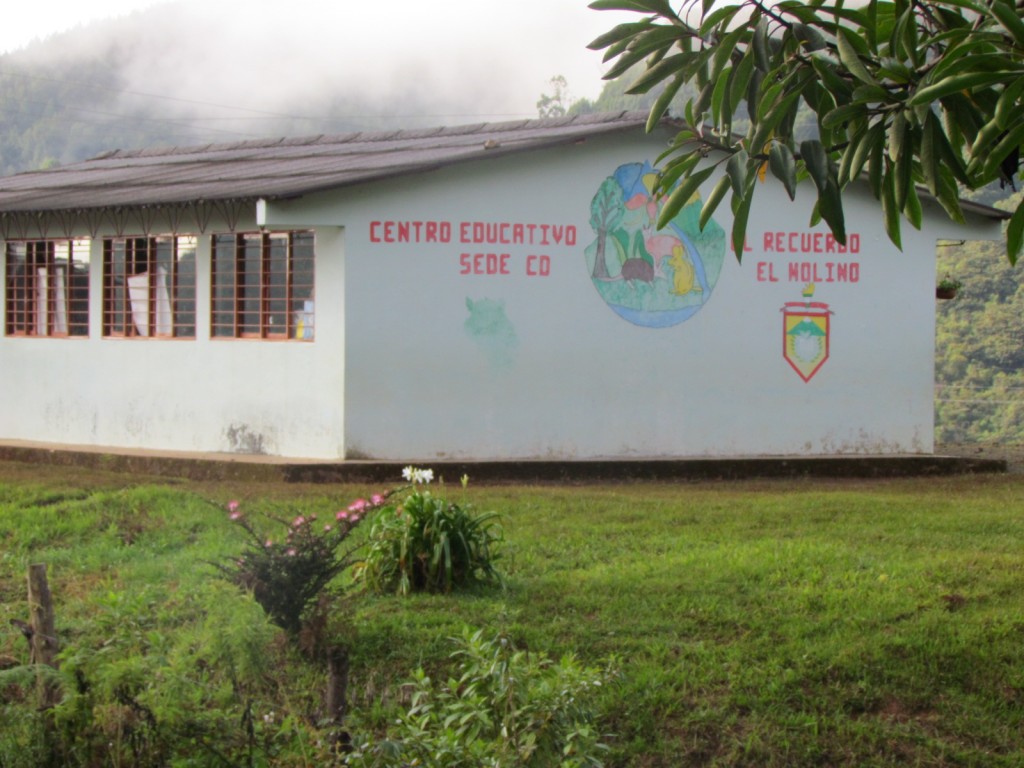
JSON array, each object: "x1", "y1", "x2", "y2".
[{"x1": 0, "y1": 0, "x2": 638, "y2": 113}]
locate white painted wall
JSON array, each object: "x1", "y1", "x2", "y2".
[
  {"x1": 0, "y1": 216, "x2": 347, "y2": 458},
  {"x1": 0, "y1": 127, "x2": 1002, "y2": 460},
  {"x1": 265, "y1": 131, "x2": 1001, "y2": 460}
]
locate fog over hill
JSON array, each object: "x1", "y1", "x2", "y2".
[{"x1": 0, "y1": 0, "x2": 625, "y2": 173}]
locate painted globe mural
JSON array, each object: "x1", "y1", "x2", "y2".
[{"x1": 585, "y1": 161, "x2": 726, "y2": 328}]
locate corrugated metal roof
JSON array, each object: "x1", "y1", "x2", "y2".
[
  {"x1": 0, "y1": 112, "x2": 655, "y2": 214},
  {"x1": 0, "y1": 110, "x2": 1006, "y2": 223}
]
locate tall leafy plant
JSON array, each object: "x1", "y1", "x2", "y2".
[
  {"x1": 357, "y1": 468, "x2": 502, "y2": 595},
  {"x1": 346, "y1": 628, "x2": 615, "y2": 768}
]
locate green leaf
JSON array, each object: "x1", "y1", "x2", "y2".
[
  {"x1": 602, "y1": 46, "x2": 656, "y2": 80},
  {"x1": 729, "y1": 51, "x2": 756, "y2": 114},
  {"x1": 968, "y1": 116, "x2": 1006, "y2": 164},
  {"x1": 821, "y1": 103, "x2": 868, "y2": 130},
  {"x1": 881, "y1": 167, "x2": 903, "y2": 250},
  {"x1": 1007, "y1": 201, "x2": 1024, "y2": 265},
  {"x1": 811, "y1": 56, "x2": 855, "y2": 103},
  {"x1": 657, "y1": 166, "x2": 716, "y2": 228},
  {"x1": 727, "y1": 150, "x2": 749, "y2": 196},
  {"x1": 587, "y1": 21, "x2": 653, "y2": 51},
  {"x1": 816, "y1": 180, "x2": 848, "y2": 244},
  {"x1": 849, "y1": 121, "x2": 885, "y2": 181},
  {"x1": 838, "y1": 124, "x2": 865, "y2": 186},
  {"x1": 909, "y1": 71, "x2": 1015, "y2": 107},
  {"x1": 989, "y1": 0, "x2": 1024, "y2": 48},
  {"x1": 659, "y1": 152, "x2": 703, "y2": 190},
  {"x1": 589, "y1": 0, "x2": 674, "y2": 13},
  {"x1": 647, "y1": 72, "x2": 687, "y2": 130},
  {"x1": 627, "y1": 53, "x2": 690, "y2": 95},
  {"x1": 978, "y1": 123, "x2": 1024, "y2": 180},
  {"x1": 995, "y1": 77, "x2": 1024, "y2": 130},
  {"x1": 752, "y1": 19, "x2": 771, "y2": 72},
  {"x1": 934, "y1": 168, "x2": 965, "y2": 224},
  {"x1": 730, "y1": 190, "x2": 754, "y2": 263},
  {"x1": 894, "y1": 122, "x2": 914, "y2": 209},
  {"x1": 888, "y1": 109, "x2": 906, "y2": 162},
  {"x1": 920, "y1": 112, "x2": 939, "y2": 195},
  {"x1": 836, "y1": 28, "x2": 879, "y2": 86},
  {"x1": 791, "y1": 22, "x2": 828, "y2": 52},
  {"x1": 699, "y1": 4, "x2": 742, "y2": 36},
  {"x1": 699, "y1": 175, "x2": 732, "y2": 232},
  {"x1": 769, "y1": 143, "x2": 798, "y2": 200},
  {"x1": 800, "y1": 140, "x2": 830, "y2": 193},
  {"x1": 711, "y1": 65, "x2": 733, "y2": 128},
  {"x1": 709, "y1": 27, "x2": 743, "y2": 82},
  {"x1": 902, "y1": 182, "x2": 922, "y2": 231}
]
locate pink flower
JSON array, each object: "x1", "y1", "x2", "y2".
[
  {"x1": 350, "y1": 513, "x2": 361, "y2": 524},
  {"x1": 371, "y1": 493, "x2": 386, "y2": 506},
  {"x1": 229, "y1": 511, "x2": 243, "y2": 521},
  {"x1": 227, "y1": 500, "x2": 240, "y2": 514},
  {"x1": 348, "y1": 498, "x2": 367, "y2": 513},
  {"x1": 292, "y1": 516, "x2": 306, "y2": 528},
  {"x1": 336, "y1": 510, "x2": 349, "y2": 521},
  {"x1": 264, "y1": 539, "x2": 273, "y2": 548},
  {"x1": 323, "y1": 524, "x2": 333, "y2": 532},
  {"x1": 286, "y1": 548, "x2": 297, "y2": 557}
]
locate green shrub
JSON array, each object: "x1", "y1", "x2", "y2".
[
  {"x1": 346, "y1": 627, "x2": 615, "y2": 768},
  {"x1": 357, "y1": 471, "x2": 502, "y2": 595}
]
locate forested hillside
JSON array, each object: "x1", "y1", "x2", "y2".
[{"x1": 936, "y1": 192, "x2": 1024, "y2": 444}]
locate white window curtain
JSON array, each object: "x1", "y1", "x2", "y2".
[
  {"x1": 34, "y1": 266, "x2": 68, "y2": 336},
  {"x1": 127, "y1": 266, "x2": 171, "y2": 336}
]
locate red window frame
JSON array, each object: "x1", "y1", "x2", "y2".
[
  {"x1": 4, "y1": 239, "x2": 90, "y2": 338},
  {"x1": 211, "y1": 231, "x2": 315, "y2": 340},
  {"x1": 102, "y1": 236, "x2": 196, "y2": 338}
]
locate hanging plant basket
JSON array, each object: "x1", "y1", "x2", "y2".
[{"x1": 936, "y1": 278, "x2": 962, "y2": 300}]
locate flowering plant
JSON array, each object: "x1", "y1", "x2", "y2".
[
  {"x1": 357, "y1": 467, "x2": 502, "y2": 596},
  {"x1": 215, "y1": 493, "x2": 389, "y2": 634}
]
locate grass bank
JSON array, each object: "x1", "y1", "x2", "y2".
[{"x1": 1, "y1": 462, "x2": 1022, "y2": 766}]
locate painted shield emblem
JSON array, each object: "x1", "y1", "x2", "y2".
[{"x1": 781, "y1": 295, "x2": 832, "y2": 382}]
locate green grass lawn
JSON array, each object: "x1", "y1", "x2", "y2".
[{"x1": 1, "y1": 462, "x2": 1022, "y2": 766}]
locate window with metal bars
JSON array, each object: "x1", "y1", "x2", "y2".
[
  {"x1": 5, "y1": 239, "x2": 90, "y2": 338},
  {"x1": 211, "y1": 231, "x2": 315, "y2": 340},
  {"x1": 103, "y1": 236, "x2": 196, "y2": 338}
]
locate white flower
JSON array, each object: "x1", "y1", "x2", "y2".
[{"x1": 401, "y1": 466, "x2": 434, "y2": 484}]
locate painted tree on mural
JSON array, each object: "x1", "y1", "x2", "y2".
[
  {"x1": 588, "y1": 0, "x2": 1024, "y2": 263},
  {"x1": 590, "y1": 177, "x2": 625, "y2": 278}
]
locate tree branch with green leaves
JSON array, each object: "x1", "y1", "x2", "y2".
[{"x1": 588, "y1": 0, "x2": 1024, "y2": 262}]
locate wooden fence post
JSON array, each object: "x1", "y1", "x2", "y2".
[{"x1": 27, "y1": 563, "x2": 59, "y2": 708}]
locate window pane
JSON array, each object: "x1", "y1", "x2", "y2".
[
  {"x1": 5, "y1": 242, "x2": 29, "y2": 335},
  {"x1": 68, "y1": 240, "x2": 90, "y2": 336},
  {"x1": 175, "y1": 236, "x2": 196, "y2": 338},
  {"x1": 211, "y1": 234, "x2": 237, "y2": 338},
  {"x1": 267, "y1": 235, "x2": 288, "y2": 335},
  {"x1": 291, "y1": 232, "x2": 315, "y2": 340},
  {"x1": 239, "y1": 235, "x2": 262, "y2": 335},
  {"x1": 106, "y1": 240, "x2": 128, "y2": 335}
]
